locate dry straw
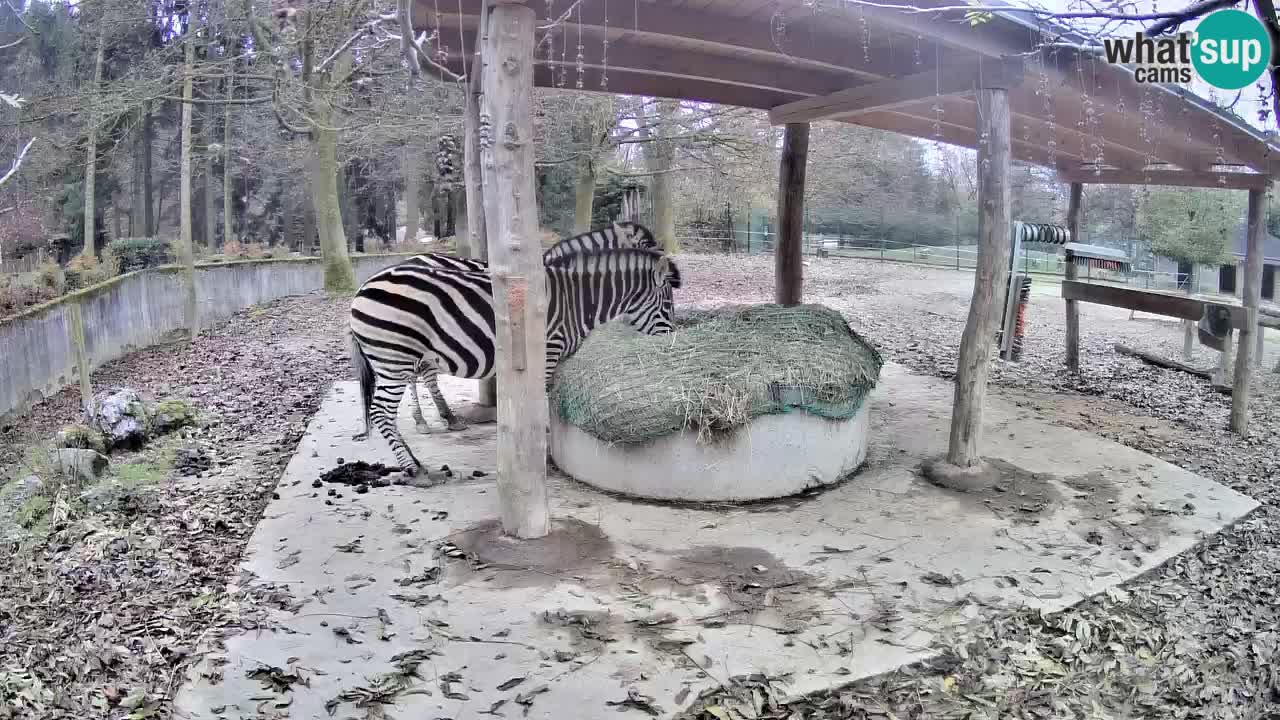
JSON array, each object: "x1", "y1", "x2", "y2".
[{"x1": 550, "y1": 304, "x2": 884, "y2": 445}]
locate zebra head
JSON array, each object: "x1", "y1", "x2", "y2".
[
  {"x1": 610, "y1": 221, "x2": 661, "y2": 251},
  {"x1": 546, "y1": 248, "x2": 681, "y2": 358},
  {"x1": 616, "y1": 248, "x2": 680, "y2": 335},
  {"x1": 631, "y1": 252, "x2": 680, "y2": 335}
]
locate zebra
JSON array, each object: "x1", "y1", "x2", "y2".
[
  {"x1": 363, "y1": 221, "x2": 662, "y2": 437},
  {"x1": 350, "y1": 247, "x2": 681, "y2": 476}
]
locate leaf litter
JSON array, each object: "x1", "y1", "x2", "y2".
[{"x1": 673, "y1": 255, "x2": 1280, "y2": 719}]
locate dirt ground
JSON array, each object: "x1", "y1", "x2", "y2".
[{"x1": 1, "y1": 254, "x2": 1278, "y2": 719}]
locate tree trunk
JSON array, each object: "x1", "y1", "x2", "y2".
[
  {"x1": 571, "y1": 115, "x2": 595, "y2": 233},
  {"x1": 142, "y1": 101, "x2": 154, "y2": 237},
  {"x1": 223, "y1": 64, "x2": 235, "y2": 248},
  {"x1": 130, "y1": 123, "x2": 142, "y2": 237},
  {"x1": 403, "y1": 149, "x2": 421, "y2": 245},
  {"x1": 204, "y1": 149, "x2": 217, "y2": 252},
  {"x1": 463, "y1": 22, "x2": 494, "y2": 406},
  {"x1": 308, "y1": 49, "x2": 356, "y2": 293},
  {"x1": 946, "y1": 87, "x2": 1012, "y2": 470},
  {"x1": 112, "y1": 190, "x2": 124, "y2": 240},
  {"x1": 81, "y1": 27, "x2": 106, "y2": 258},
  {"x1": 313, "y1": 123, "x2": 355, "y2": 290},
  {"x1": 645, "y1": 99, "x2": 679, "y2": 251},
  {"x1": 573, "y1": 155, "x2": 594, "y2": 233},
  {"x1": 451, "y1": 188, "x2": 467, "y2": 249},
  {"x1": 775, "y1": 122, "x2": 808, "y2": 306},
  {"x1": 480, "y1": 3, "x2": 548, "y2": 539},
  {"x1": 179, "y1": 33, "x2": 199, "y2": 336}
]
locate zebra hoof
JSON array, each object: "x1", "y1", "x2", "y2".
[
  {"x1": 396, "y1": 467, "x2": 446, "y2": 488},
  {"x1": 446, "y1": 418, "x2": 469, "y2": 432},
  {"x1": 414, "y1": 421, "x2": 434, "y2": 434}
]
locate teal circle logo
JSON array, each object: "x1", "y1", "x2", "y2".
[{"x1": 1191, "y1": 9, "x2": 1271, "y2": 90}]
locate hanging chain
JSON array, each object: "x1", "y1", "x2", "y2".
[
  {"x1": 575, "y1": 2, "x2": 584, "y2": 89},
  {"x1": 601, "y1": 0, "x2": 609, "y2": 90}
]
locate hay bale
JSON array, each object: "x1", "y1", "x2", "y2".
[{"x1": 551, "y1": 304, "x2": 883, "y2": 445}]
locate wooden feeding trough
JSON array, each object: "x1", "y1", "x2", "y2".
[{"x1": 998, "y1": 222, "x2": 1134, "y2": 362}]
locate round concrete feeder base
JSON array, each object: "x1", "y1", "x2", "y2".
[{"x1": 548, "y1": 406, "x2": 871, "y2": 503}]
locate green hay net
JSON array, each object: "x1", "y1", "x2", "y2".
[{"x1": 550, "y1": 303, "x2": 884, "y2": 445}]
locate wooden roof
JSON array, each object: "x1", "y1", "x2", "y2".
[{"x1": 417, "y1": 0, "x2": 1278, "y2": 187}]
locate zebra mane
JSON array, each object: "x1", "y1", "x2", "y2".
[{"x1": 546, "y1": 247, "x2": 681, "y2": 289}]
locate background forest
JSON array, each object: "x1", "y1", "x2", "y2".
[{"x1": 0, "y1": 0, "x2": 1273, "y2": 313}]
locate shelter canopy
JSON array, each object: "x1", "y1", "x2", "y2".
[{"x1": 420, "y1": 0, "x2": 1277, "y2": 187}]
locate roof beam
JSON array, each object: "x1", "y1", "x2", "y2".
[
  {"x1": 445, "y1": 33, "x2": 850, "y2": 98},
  {"x1": 769, "y1": 58, "x2": 1023, "y2": 125},
  {"x1": 835, "y1": 1, "x2": 1271, "y2": 170},
  {"x1": 431, "y1": 0, "x2": 917, "y2": 82},
  {"x1": 1057, "y1": 168, "x2": 1273, "y2": 190},
  {"x1": 851, "y1": 110, "x2": 1084, "y2": 170},
  {"x1": 433, "y1": 50, "x2": 812, "y2": 109}
]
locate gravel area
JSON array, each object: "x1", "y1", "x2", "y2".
[
  {"x1": 675, "y1": 253, "x2": 1280, "y2": 720},
  {"x1": 1, "y1": 255, "x2": 1277, "y2": 719}
]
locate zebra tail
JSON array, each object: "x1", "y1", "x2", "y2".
[{"x1": 350, "y1": 335, "x2": 376, "y2": 426}]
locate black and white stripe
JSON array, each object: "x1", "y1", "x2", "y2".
[
  {"x1": 350, "y1": 247, "x2": 681, "y2": 474},
  {"x1": 364, "y1": 222, "x2": 663, "y2": 436}
]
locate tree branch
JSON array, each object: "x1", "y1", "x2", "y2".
[
  {"x1": 0, "y1": 136, "x2": 36, "y2": 188},
  {"x1": 396, "y1": 0, "x2": 420, "y2": 78},
  {"x1": 3, "y1": 0, "x2": 38, "y2": 35},
  {"x1": 1145, "y1": 0, "x2": 1243, "y2": 34},
  {"x1": 1252, "y1": 0, "x2": 1280, "y2": 128}
]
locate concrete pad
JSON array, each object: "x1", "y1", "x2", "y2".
[
  {"x1": 173, "y1": 365, "x2": 1257, "y2": 719},
  {"x1": 549, "y1": 404, "x2": 871, "y2": 502}
]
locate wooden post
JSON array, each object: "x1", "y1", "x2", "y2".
[
  {"x1": 1064, "y1": 182, "x2": 1083, "y2": 372},
  {"x1": 1216, "y1": 328, "x2": 1234, "y2": 385},
  {"x1": 775, "y1": 122, "x2": 809, "y2": 305},
  {"x1": 479, "y1": 2, "x2": 549, "y2": 539},
  {"x1": 1229, "y1": 187, "x2": 1266, "y2": 433},
  {"x1": 944, "y1": 86, "x2": 1013, "y2": 471},
  {"x1": 466, "y1": 5, "x2": 497, "y2": 411}
]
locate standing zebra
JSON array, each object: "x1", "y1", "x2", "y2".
[
  {"x1": 365, "y1": 222, "x2": 662, "y2": 436},
  {"x1": 350, "y1": 247, "x2": 681, "y2": 476}
]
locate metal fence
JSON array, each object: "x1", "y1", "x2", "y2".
[{"x1": 676, "y1": 228, "x2": 1207, "y2": 294}]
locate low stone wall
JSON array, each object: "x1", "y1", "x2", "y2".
[{"x1": 0, "y1": 255, "x2": 413, "y2": 421}]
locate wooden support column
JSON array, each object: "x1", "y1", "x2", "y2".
[
  {"x1": 466, "y1": 5, "x2": 497, "y2": 412},
  {"x1": 1229, "y1": 187, "x2": 1267, "y2": 433},
  {"x1": 1064, "y1": 182, "x2": 1083, "y2": 373},
  {"x1": 775, "y1": 122, "x2": 809, "y2": 305},
  {"x1": 927, "y1": 82, "x2": 1014, "y2": 488},
  {"x1": 479, "y1": 1, "x2": 549, "y2": 539}
]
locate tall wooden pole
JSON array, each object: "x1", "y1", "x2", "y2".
[
  {"x1": 945, "y1": 86, "x2": 1012, "y2": 470},
  {"x1": 480, "y1": 2, "x2": 549, "y2": 539},
  {"x1": 1064, "y1": 182, "x2": 1083, "y2": 372},
  {"x1": 775, "y1": 122, "x2": 809, "y2": 305},
  {"x1": 467, "y1": 5, "x2": 497, "y2": 411},
  {"x1": 1229, "y1": 187, "x2": 1267, "y2": 433}
]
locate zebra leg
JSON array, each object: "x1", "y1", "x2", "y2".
[
  {"x1": 408, "y1": 363, "x2": 432, "y2": 433},
  {"x1": 421, "y1": 364, "x2": 469, "y2": 432},
  {"x1": 368, "y1": 380, "x2": 426, "y2": 476}
]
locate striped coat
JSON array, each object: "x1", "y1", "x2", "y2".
[
  {"x1": 350, "y1": 247, "x2": 680, "y2": 474},
  {"x1": 363, "y1": 222, "x2": 662, "y2": 435}
]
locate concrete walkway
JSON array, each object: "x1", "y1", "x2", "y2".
[{"x1": 173, "y1": 364, "x2": 1257, "y2": 719}]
